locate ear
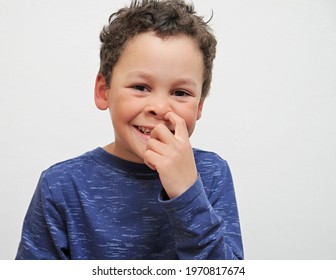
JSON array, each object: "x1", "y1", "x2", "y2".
[
  {"x1": 196, "y1": 99, "x2": 205, "y2": 120},
  {"x1": 94, "y1": 73, "x2": 109, "y2": 110}
]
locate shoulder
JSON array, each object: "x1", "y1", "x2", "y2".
[
  {"x1": 40, "y1": 148, "x2": 99, "y2": 184},
  {"x1": 193, "y1": 148, "x2": 233, "y2": 188},
  {"x1": 35, "y1": 149, "x2": 104, "y2": 204},
  {"x1": 193, "y1": 148, "x2": 229, "y2": 171}
]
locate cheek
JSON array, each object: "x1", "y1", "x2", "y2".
[{"x1": 110, "y1": 95, "x2": 140, "y2": 123}]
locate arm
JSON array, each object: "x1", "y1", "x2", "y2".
[
  {"x1": 159, "y1": 160, "x2": 244, "y2": 260},
  {"x1": 16, "y1": 175, "x2": 69, "y2": 260}
]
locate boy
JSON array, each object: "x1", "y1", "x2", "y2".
[{"x1": 16, "y1": 0, "x2": 243, "y2": 260}]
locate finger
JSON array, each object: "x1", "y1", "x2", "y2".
[
  {"x1": 143, "y1": 149, "x2": 162, "y2": 171},
  {"x1": 164, "y1": 111, "x2": 189, "y2": 139},
  {"x1": 146, "y1": 137, "x2": 168, "y2": 156},
  {"x1": 150, "y1": 123, "x2": 175, "y2": 144},
  {"x1": 144, "y1": 160, "x2": 156, "y2": 171}
]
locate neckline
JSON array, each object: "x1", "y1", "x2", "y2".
[{"x1": 89, "y1": 147, "x2": 159, "y2": 179}]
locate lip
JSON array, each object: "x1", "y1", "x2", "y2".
[{"x1": 133, "y1": 125, "x2": 151, "y2": 140}]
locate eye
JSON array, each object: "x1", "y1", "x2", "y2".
[
  {"x1": 133, "y1": 85, "x2": 147, "y2": 92},
  {"x1": 172, "y1": 90, "x2": 189, "y2": 97}
]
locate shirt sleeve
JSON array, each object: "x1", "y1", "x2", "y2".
[
  {"x1": 159, "y1": 159, "x2": 244, "y2": 260},
  {"x1": 15, "y1": 174, "x2": 69, "y2": 260}
]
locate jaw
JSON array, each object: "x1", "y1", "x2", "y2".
[{"x1": 107, "y1": 126, "x2": 148, "y2": 163}]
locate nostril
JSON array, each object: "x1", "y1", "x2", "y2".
[{"x1": 149, "y1": 110, "x2": 157, "y2": 116}]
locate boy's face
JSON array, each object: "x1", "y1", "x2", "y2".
[{"x1": 95, "y1": 32, "x2": 204, "y2": 163}]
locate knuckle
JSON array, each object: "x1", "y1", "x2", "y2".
[
  {"x1": 143, "y1": 149, "x2": 150, "y2": 159},
  {"x1": 146, "y1": 138, "x2": 155, "y2": 147},
  {"x1": 156, "y1": 123, "x2": 166, "y2": 132}
]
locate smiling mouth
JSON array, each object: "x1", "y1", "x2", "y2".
[
  {"x1": 135, "y1": 126, "x2": 152, "y2": 135},
  {"x1": 134, "y1": 125, "x2": 175, "y2": 135}
]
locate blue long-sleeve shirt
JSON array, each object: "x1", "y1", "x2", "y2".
[{"x1": 16, "y1": 147, "x2": 243, "y2": 260}]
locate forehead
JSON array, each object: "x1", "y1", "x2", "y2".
[{"x1": 117, "y1": 31, "x2": 203, "y2": 73}]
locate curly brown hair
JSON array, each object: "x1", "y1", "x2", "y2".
[{"x1": 99, "y1": 0, "x2": 217, "y2": 99}]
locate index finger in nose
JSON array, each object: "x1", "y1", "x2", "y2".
[{"x1": 164, "y1": 111, "x2": 189, "y2": 139}]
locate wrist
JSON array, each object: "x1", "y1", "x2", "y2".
[{"x1": 162, "y1": 172, "x2": 198, "y2": 199}]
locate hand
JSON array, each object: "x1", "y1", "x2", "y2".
[{"x1": 144, "y1": 112, "x2": 198, "y2": 198}]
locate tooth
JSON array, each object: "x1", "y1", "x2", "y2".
[{"x1": 137, "y1": 126, "x2": 151, "y2": 134}]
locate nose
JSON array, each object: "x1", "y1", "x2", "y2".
[{"x1": 145, "y1": 95, "x2": 171, "y2": 119}]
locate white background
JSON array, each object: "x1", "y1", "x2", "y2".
[{"x1": 0, "y1": 0, "x2": 335, "y2": 259}]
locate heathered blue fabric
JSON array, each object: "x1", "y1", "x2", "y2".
[{"x1": 16, "y1": 147, "x2": 243, "y2": 260}]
